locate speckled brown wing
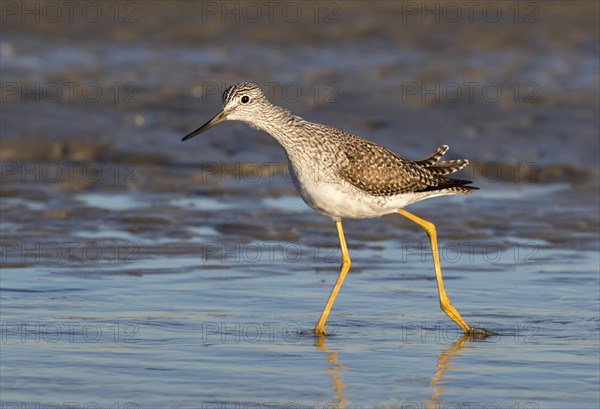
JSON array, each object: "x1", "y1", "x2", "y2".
[
  {"x1": 337, "y1": 138, "x2": 474, "y2": 197},
  {"x1": 337, "y1": 140, "x2": 434, "y2": 196}
]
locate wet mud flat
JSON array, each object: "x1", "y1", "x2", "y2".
[{"x1": 1, "y1": 136, "x2": 598, "y2": 272}]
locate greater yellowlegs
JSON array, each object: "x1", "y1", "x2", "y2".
[{"x1": 183, "y1": 82, "x2": 492, "y2": 336}]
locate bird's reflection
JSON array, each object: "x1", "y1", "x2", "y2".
[
  {"x1": 426, "y1": 333, "x2": 473, "y2": 408},
  {"x1": 315, "y1": 335, "x2": 347, "y2": 409},
  {"x1": 314, "y1": 331, "x2": 493, "y2": 409}
]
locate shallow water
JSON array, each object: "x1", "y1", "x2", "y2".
[
  {"x1": 2, "y1": 172, "x2": 599, "y2": 408},
  {"x1": 1, "y1": 2, "x2": 599, "y2": 408}
]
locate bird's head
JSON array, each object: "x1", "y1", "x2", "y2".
[{"x1": 182, "y1": 82, "x2": 269, "y2": 141}]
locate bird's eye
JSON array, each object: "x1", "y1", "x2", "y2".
[{"x1": 241, "y1": 95, "x2": 250, "y2": 104}]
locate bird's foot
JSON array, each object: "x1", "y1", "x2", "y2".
[
  {"x1": 466, "y1": 326, "x2": 500, "y2": 341},
  {"x1": 300, "y1": 327, "x2": 328, "y2": 337}
]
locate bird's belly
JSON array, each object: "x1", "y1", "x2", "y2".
[{"x1": 289, "y1": 165, "x2": 402, "y2": 219}]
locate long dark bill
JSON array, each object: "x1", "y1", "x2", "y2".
[{"x1": 181, "y1": 110, "x2": 227, "y2": 141}]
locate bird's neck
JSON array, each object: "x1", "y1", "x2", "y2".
[{"x1": 247, "y1": 104, "x2": 315, "y2": 155}]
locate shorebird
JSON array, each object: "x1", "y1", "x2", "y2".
[{"x1": 183, "y1": 82, "x2": 492, "y2": 337}]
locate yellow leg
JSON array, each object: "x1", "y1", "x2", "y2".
[
  {"x1": 314, "y1": 220, "x2": 351, "y2": 336},
  {"x1": 397, "y1": 209, "x2": 472, "y2": 333}
]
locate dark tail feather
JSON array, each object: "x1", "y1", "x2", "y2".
[
  {"x1": 421, "y1": 178, "x2": 479, "y2": 193},
  {"x1": 414, "y1": 145, "x2": 477, "y2": 193},
  {"x1": 428, "y1": 159, "x2": 469, "y2": 175},
  {"x1": 415, "y1": 145, "x2": 448, "y2": 166},
  {"x1": 415, "y1": 145, "x2": 469, "y2": 176}
]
